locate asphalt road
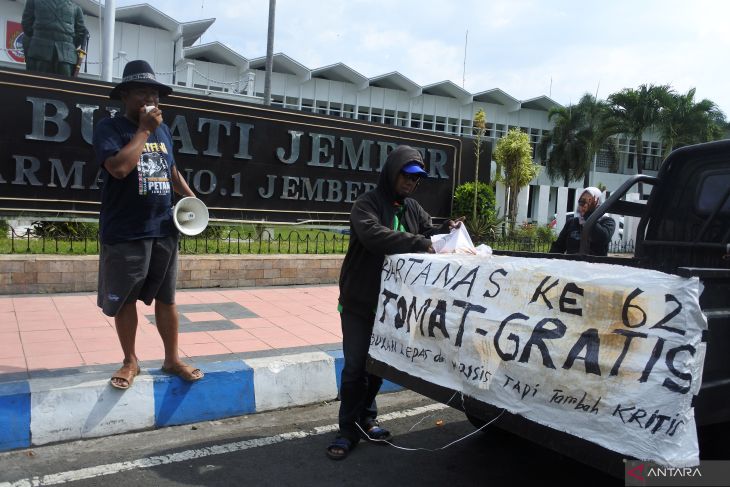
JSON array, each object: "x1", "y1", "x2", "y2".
[{"x1": 0, "y1": 390, "x2": 621, "y2": 487}]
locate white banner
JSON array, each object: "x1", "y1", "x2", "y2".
[{"x1": 371, "y1": 254, "x2": 707, "y2": 466}]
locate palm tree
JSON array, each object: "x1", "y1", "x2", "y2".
[
  {"x1": 538, "y1": 94, "x2": 619, "y2": 188},
  {"x1": 575, "y1": 93, "x2": 620, "y2": 187},
  {"x1": 538, "y1": 104, "x2": 588, "y2": 187},
  {"x1": 608, "y1": 84, "x2": 672, "y2": 196},
  {"x1": 657, "y1": 88, "x2": 727, "y2": 157}
]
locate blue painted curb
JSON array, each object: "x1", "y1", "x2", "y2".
[
  {"x1": 153, "y1": 361, "x2": 255, "y2": 427},
  {"x1": 0, "y1": 381, "x2": 31, "y2": 451},
  {"x1": 327, "y1": 350, "x2": 403, "y2": 395},
  {"x1": 0, "y1": 348, "x2": 405, "y2": 453}
]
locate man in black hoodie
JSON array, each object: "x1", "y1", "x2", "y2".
[{"x1": 327, "y1": 145, "x2": 462, "y2": 460}]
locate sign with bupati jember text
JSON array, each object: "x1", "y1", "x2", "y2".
[
  {"x1": 0, "y1": 68, "x2": 471, "y2": 223},
  {"x1": 370, "y1": 254, "x2": 707, "y2": 466}
]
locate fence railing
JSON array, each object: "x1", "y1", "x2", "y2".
[
  {"x1": 486, "y1": 237, "x2": 635, "y2": 255},
  {"x1": 1, "y1": 227, "x2": 635, "y2": 256},
  {"x1": 1, "y1": 228, "x2": 350, "y2": 255}
]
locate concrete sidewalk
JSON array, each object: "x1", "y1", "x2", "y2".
[{"x1": 0, "y1": 285, "x2": 400, "y2": 452}]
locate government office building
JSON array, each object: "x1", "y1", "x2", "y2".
[{"x1": 1, "y1": 0, "x2": 662, "y2": 241}]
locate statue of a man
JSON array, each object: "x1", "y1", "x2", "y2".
[{"x1": 21, "y1": 0, "x2": 89, "y2": 76}]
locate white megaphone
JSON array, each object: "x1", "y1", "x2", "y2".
[{"x1": 173, "y1": 197, "x2": 209, "y2": 236}]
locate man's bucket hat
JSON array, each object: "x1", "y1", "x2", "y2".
[{"x1": 109, "y1": 59, "x2": 173, "y2": 100}]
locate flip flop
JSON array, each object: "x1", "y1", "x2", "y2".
[
  {"x1": 161, "y1": 363, "x2": 204, "y2": 382},
  {"x1": 326, "y1": 437, "x2": 354, "y2": 460},
  {"x1": 360, "y1": 420, "x2": 393, "y2": 443},
  {"x1": 110, "y1": 362, "x2": 140, "y2": 390}
]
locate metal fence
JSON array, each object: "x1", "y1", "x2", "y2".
[
  {"x1": 1, "y1": 227, "x2": 350, "y2": 255},
  {"x1": 485, "y1": 237, "x2": 635, "y2": 255},
  {"x1": 2, "y1": 227, "x2": 635, "y2": 255}
]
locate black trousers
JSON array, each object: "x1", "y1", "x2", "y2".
[{"x1": 338, "y1": 307, "x2": 383, "y2": 443}]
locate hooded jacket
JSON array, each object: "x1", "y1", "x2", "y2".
[{"x1": 338, "y1": 145, "x2": 450, "y2": 314}]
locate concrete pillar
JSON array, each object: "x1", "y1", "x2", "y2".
[
  {"x1": 495, "y1": 181, "x2": 507, "y2": 219},
  {"x1": 536, "y1": 185, "x2": 550, "y2": 225},
  {"x1": 556, "y1": 187, "x2": 569, "y2": 233},
  {"x1": 516, "y1": 185, "x2": 529, "y2": 224},
  {"x1": 246, "y1": 72, "x2": 255, "y2": 96},
  {"x1": 185, "y1": 61, "x2": 194, "y2": 88},
  {"x1": 624, "y1": 192, "x2": 644, "y2": 244}
]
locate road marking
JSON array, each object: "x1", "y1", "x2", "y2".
[{"x1": 1, "y1": 403, "x2": 448, "y2": 487}]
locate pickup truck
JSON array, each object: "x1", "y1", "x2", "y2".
[{"x1": 367, "y1": 139, "x2": 730, "y2": 476}]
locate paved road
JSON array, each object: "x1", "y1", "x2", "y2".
[{"x1": 0, "y1": 391, "x2": 618, "y2": 487}]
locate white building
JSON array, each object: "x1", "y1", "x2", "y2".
[{"x1": 1, "y1": 0, "x2": 662, "y2": 240}]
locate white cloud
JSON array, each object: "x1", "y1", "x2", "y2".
[{"x1": 113, "y1": 0, "x2": 730, "y2": 115}]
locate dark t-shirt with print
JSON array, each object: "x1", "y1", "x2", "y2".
[{"x1": 93, "y1": 113, "x2": 177, "y2": 244}]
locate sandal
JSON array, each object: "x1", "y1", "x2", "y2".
[
  {"x1": 110, "y1": 361, "x2": 141, "y2": 390},
  {"x1": 360, "y1": 419, "x2": 393, "y2": 443},
  {"x1": 326, "y1": 436, "x2": 354, "y2": 460},
  {"x1": 161, "y1": 362, "x2": 204, "y2": 382}
]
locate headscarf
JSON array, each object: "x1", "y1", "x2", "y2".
[
  {"x1": 578, "y1": 186, "x2": 603, "y2": 223},
  {"x1": 580, "y1": 186, "x2": 603, "y2": 204}
]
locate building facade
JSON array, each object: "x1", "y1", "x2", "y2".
[{"x1": 1, "y1": 0, "x2": 662, "y2": 240}]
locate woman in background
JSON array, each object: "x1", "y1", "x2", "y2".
[{"x1": 550, "y1": 187, "x2": 615, "y2": 256}]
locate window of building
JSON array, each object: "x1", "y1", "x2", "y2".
[
  {"x1": 495, "y1": 124, "x2": 506, "y2": 139},
  {"x1": 422, "y1": 115, "x2": 434, "y2": 131},
  {"x1": 329, "y1": 102, "x2": 342, "y2": 117},
  {"x1": 371, "y1": 108, "x2": 383, "y2": 124},
  {"x1": 567, "y1": 188, "x2": 577, "y2": 212},
  {"x1": 358, "y1": 106, "x2": 369, "y2": 121}
]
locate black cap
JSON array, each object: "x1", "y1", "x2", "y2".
[{"x1": 109, "y1": 59, "x2": 173, "y2": 100}]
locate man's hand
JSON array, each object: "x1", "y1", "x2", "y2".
[
  {"x1": 138, "y1": 106, "x2": 162, "y2": 133},
  {"x1": 448, "y1": 216, "x2": 466, "y2": 230}
]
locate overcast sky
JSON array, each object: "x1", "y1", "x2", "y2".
[{"x1": 114, "y1": 0, "x2": 729, "y2": 116}]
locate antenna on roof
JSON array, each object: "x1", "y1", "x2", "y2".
[
  {"x1": 462, "y1": 29, "x2": 468, "y2": 88},
  {"x1": 200, "y1": 0, "x2": 205, "y2": 44}
]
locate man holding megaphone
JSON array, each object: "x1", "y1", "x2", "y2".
[{"x1": 93, "y1": 60, "x2": 205, "y2": 390}]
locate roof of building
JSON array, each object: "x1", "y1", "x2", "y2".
[
  {"x1": 368, "y1": 72, "x2": 421, "y2": 96},
  {"x1": 520, "y1": 95, "x2": 562, "y2": 111},
  {"x1": 422, "y1": 80, "x2": 472, "y2": 104},
  {"x1": 311, "y1": 63, "x2": 368, "y2": 89},
  {"x1": 249, "y1": 53, "x2": 311, "y2": 80},
  {"x1": 473, "y1": 88, "x2": 521, "y2": 109},
  {"x1": 184, "y1": 42, "x2": 248, "y2": 68}
]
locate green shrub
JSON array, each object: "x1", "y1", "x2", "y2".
[
  {"x1": 466, "y1": 213, "x2": 504, "y2": 244},
  {"x1": 509, "y1": 221, "x2": 536, "y2": 240},
  {"x1": 0, "y1": 220, "x2": 8, "y2": 237},
  {"x1": 200, "y1": 224, "x2": 227, "y2": 239},
  {"x1": 508, "y1": 222, "x2": 556, "y2": 244},
  {"x1": 452, "y1": 182, "x2": 496, "y2": 221},
  {"x1": 535, "y1": 224, "x2": 556, "y2": 244},
  {"x1": 31, "y1": 221, "x2": 98, "y2": 238}
]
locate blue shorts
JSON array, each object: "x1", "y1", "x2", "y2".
[{"x1": 97, "y1": 235, "x2": 178, "y2": 317}]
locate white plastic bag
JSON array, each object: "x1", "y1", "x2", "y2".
[{"x1": 430, "y1": 224, "x2": 477, "y2": 254}]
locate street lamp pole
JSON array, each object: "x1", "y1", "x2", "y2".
[{"x1": 263, "y1": 0, "x2": 276, "y2": 106}]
